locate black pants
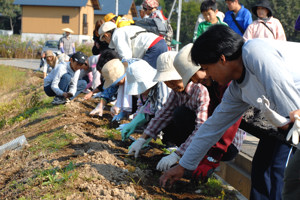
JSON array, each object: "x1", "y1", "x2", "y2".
[
  {"x1": 162, "y1": 105, "x2": 196, "y2": 146},
  {"x1": 161, "y1": 105, "x2": 238, "y2": 161}
]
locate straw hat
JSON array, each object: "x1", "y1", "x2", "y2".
[
  {"x1": 173, "y1": 43, "x2": 201, "y2": 87},
  {"x1": 98, "y1": 21, "x2": 117, "y2": 41},
  {"x1": 62, "y1": 28, "x2": 74, "y2": 33},
  {"x1": 101, "y1": 59, "x2": 125, "y2": 89},
  {"x1": 126, "y1": 60, "x2": 157, "y2": 95},
  {"x1": 45, "y1": 50, "x2": 54, "y2": 57},
  {"x1": 104, "y1": 13, "x2": 116, "y2": 22},
  {"x1": 154, "y1": 51, "x2": 182, "y2": 82}
]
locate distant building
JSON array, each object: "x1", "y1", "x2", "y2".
[
  {"x1": 14, "y1": 0, "x2": 101, "y2": 43},
  {"x1": 94, "y1": 0, "x2": 137, "y2": 24}
]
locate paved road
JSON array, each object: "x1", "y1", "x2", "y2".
[{"x1": 0, "y1": 58, "x2": 41, "y2": 71}]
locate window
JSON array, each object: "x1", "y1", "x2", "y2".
[{"x1": 62, "y1": 16, "x2": 69, "y2": 24}]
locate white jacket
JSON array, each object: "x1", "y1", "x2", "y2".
[{"x1": 109, "y1": 25, "x2": 159, "y2": 60}]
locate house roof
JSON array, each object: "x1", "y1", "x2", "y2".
[
  {"x1": 14, "y1": 0, "x2": 101, "y2": 9},
  {"x1": 94, "y1": 0, "x2": 135, "y2": 16}
]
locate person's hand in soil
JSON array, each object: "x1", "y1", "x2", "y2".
[
  {"x1": 156, "y1": 152, "x2": 181, "y2": 171},
  {"x1": 128, "y1": 138, "x2": 146, "y2": 158},
  {"x1": 121, "y1": 113, "x2": 147, "y2": 141},
  {"x1": 159, "y1": 164, "x2": 185, "y2": 188}
]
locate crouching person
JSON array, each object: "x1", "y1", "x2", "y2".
[
  {"x1": 44, "y1": 52, "x2": 88, "y2": 105},
  {"x1": 120, "y1": 57, "x2": 170, "y2": 141}
]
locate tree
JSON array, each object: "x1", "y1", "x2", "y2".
[{"x1": 0, "y1": 0, "x2": 21, "y2": 32}]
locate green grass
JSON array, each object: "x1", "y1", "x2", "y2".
[
  {"x1": 0, "y1": 65, "x2": 27, "y2": 92},
  {"x1": 29, "y1": 129, "x2": 75, "y2": 154}
]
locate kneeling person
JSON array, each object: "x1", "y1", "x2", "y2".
[{"x1": 44, "y1": 52, "x2": 88, "y2": 104}]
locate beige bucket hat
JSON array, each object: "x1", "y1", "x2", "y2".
[
  {"x1": 98, "y1": 21, "x2": 117, "y2": 41},
  {"x1": 62, "y1": 28, "x2": 74, "y2": 33},
  {"x1": 101, "y1": 59, "x2": 125, "y2": 89},
  {"x1": 173, "y1": 43, "x2": 201, "y2": 87},
  {"x1": 153, "y1": 51, "x2": 182, "y2": 82},
  {"x1": 126, "y1": 59, "x2": 157, "y2": 95}
]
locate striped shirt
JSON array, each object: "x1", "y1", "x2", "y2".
[
  {"x1": 136, "y1": 82, "x2": 170, "y2": 117},
  {"x1": 144, "y1": 82, "x2": 210, "y2": 155}
]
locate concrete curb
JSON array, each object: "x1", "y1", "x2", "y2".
[{"x1": 216, "y1": 152, "x2": 252, "y2": 199}]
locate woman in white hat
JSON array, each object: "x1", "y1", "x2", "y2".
[
  {"x1": 100, "y1": 58, "x2": 132, "y2": 120},
  {"x1": 60, "y1": 28, "x2": 75, "y2": 55},
  {"x1": 120, "y1": 58, "x2": 170, "y2": 141},
  {"x1": 127, "y1": 50, "x2": 210, "y2": 159}
]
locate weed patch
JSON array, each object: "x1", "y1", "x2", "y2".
[{"x1": 29, "y1": 130, "x2": 75, "y2": 154}]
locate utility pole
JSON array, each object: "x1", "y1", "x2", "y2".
[
  {"x1": 115, "y1": 0, "x2": 119, "y2": 16},
  {"x1": 176, "y1": 0, "x2": 182, "y2": 51}
]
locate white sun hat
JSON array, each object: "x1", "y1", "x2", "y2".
[
  {"x1": 173, "y1": 43, "x2": 201, "y2": 87},
  {"x1": 153, "y1": 51, "x2": 182, "y2": 82},
  {"x1": 62, "y1": 28, "x2": 74, "y2": 33},
  {"x1": 126, "y1": 59, "x2": 157, "y2": 95},
  {"x1": 101, "y1": 59, "x2": 125, "y2": 89},
  {"x1": 98, "y1": 21, "x2": 117, "y2": 41}
]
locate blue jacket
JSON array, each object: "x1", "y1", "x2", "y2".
[{"x1": 224, "y1": 5, "x2": 252, "y2": 36}]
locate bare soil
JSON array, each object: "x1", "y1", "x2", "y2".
[{"x1": 0, "y1": 69, "x2": 237, "y2": 199}]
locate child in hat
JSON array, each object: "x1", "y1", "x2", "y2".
[
  {"x1": 120, "y1": 58, "x2": 170, "y2": 141},
  {"x1": 100, "y1": 58, "x2": 132, "y2": 120},
  {"x1": 42, "y1": 50, "x2": 69, "y2": 78},
  {"x1": 44, "y1": 52, "x2": 88, "y2": 105},
  {"x1": 243, "y1": 0, "x2": 286, "y2": 40}
]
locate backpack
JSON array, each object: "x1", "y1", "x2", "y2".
[{"x1": 134, "y1": 18, "x2": 173, "y2": 46}]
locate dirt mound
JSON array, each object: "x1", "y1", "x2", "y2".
[{"x1": 0, "y1": 69, "x2": 237, "y2": 199}]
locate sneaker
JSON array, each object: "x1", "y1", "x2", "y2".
[{"x1": 52, "y1": 96, "x2": 67, "y2": 105}]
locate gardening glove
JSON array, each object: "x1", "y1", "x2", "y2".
[
  {"x1": 128, "y1": 138, "x2": 146, "y2": 158},
  {"x1": 192, "y1": 155, "x2": 220, "y2": 183},
  {"x1": 116, "y1": 123, "x2": 128, "y2": 131},
  {"x1": 286, "y1": 114, "x2": 300, "y2": 145},
  {"x1": 156, "y1": 152, "x2": 181, "y2": 171},
  {"x1": 121, "y1": 113, "x2": 147, "y2": 141},
  {"x1": 257, "y1": 95, "x2": 290, "y2": 127},
  {"x1": 112, "y1": 111, "x2": 129, "y2": 122},
  {"x1": 89, "y1": 103, "x2": 104, "y2": 117}
]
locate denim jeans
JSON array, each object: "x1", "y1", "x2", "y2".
[
  {"x1": 44, "y1": 73, "x2": 87, "y2": 99},
  {"x1": 250, "y1": 138, "x2": 293, "y2": 200},
  {"x1": 282, "y1": 148, "x2": 300, "y2": 200},
  {"x1": 143, "y1": 39, "x2": 168, "y2": 69}
]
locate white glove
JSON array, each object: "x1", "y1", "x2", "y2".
[
  {"x1": 156, "y1": 152, "x2": 181, "y2": 171},
  {"x1": 128, "y1": 138, "x2": 146, "y2": 158},
  {"x1": 286, "y1": 115, "x2": 300, "y2": 145},
  {"x1": 89, "y1": 103, "x2": 104, "y2": 117},
  {"x1": 257, "y1": 95, "x2": 290, "y2": 127}
]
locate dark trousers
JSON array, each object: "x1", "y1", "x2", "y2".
[
  {"x1": 162, "y1": 106, "x2": 196, "y2": 146},
  {"x1": 250, "y1": 137, "x2": 293, "y2": 200},
  {"x1": 161, "y1": 105, "x2": 238, "y2": 161}
]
